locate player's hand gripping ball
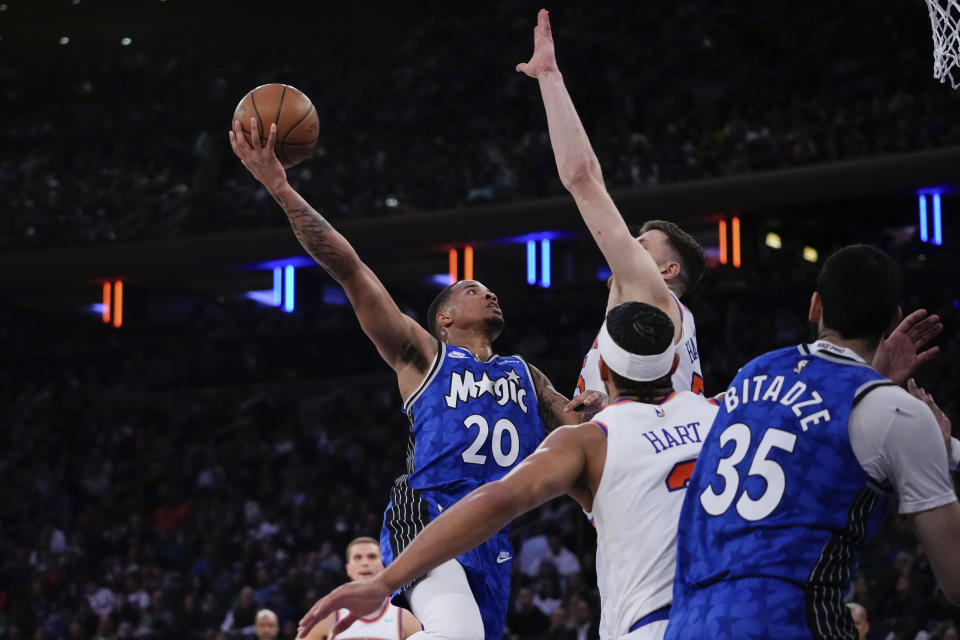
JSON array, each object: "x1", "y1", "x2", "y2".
[{"x1": 233, "y1": 83, "x2": 319, "y2": 168}]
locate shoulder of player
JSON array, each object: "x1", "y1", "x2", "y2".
[{"x1": 852, "y1": 382, "x2": 934, "y2": 419}]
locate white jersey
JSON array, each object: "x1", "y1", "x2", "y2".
[
  {"x1": 576, "y1": 293, "x2": 703, "y2": 398},
  {"x1": 590, "y1": 392, "x2": 719, "y2": 638},
  {"x1": 333, "y1": 600, "x2": 403, "y2": 640}
]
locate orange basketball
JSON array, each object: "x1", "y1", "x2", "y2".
[{"x1": 233, "y1": 83, "x2": 319, "y2": 168}]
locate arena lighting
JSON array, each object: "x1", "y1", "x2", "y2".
[
  {"x1": 540, "y1": 239, "x2": 551, "y2": 288},
  {"x1": 527, "y1": 241, "x2": 537, "y2": 285},
  {"x1": 102, "y1": 282, "x2": 111, "y2": 323},
  {"x1": 803, "y1": 246, "x2": 819, "y2": 263},
  {"x1": 120, "y1": 37, "x2": 132, "y2": 46},
  {"x1": 718, "y1": 220, "x2": 728, "y2": 265},
  {"x1": 765, "y1": 232, "x2": 782, "y2": 249},
  {"x1": 449, "y1": 249, "x2": 458, "y2": 285},
  {"x1": 283, "y1": 265, "x2": 295, "y2": 313},
  {"x1": 59, "y1": 36, "x2": 70, "y2": 45},
  {"x1": 112, "y1": 281, "x2": 124, "y2": 328},
  {"x1": 597, "y1": 265, "x2": 612, "y2": 281},
  {"x1": 731, "y1": 217, "x2": 742, "y2": 268},
  {"x1": 933, "y1": 193, "x2": 943, "y2": 246},
  {"x1": 273, "y1": 267, "x2": 282, "y2": 306},
  {"x1": 464, "y1": 246, "x2": 474, "y2": 281},
  {"x1": 919, "y1": 194, "x2": 929, "y2": 242}
]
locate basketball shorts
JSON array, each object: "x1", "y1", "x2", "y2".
[{"x1": 380, "y1": 475, "x2": 513, "y2": 640}]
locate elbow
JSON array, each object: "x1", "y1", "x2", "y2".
[{"x1": 559, "y1": 161, "x2": 603, "y2": 194}]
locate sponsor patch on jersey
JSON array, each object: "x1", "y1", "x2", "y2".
[
  {"x1": 794, "y1": 359, "x2": 810, "y2": 374},
  {"x1": 448, "y1": 350, "x2": 469, "y2": 359},
  {"x1": 496, "y1": 551, "x2": 512, "y2": 563}
]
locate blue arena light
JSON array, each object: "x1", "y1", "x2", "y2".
[
  {"x1": 919, "y1": 194, "x2": 929, "y2": 243},
  {"x1": 933, "y1": 193, "x2": 943, "y2": 246},
  {"x1": 527, "y1": 241, "x2": 537, "y2": 285},
  {"x1": 597, "y1": 265, "x2": 612, "y2": 281},
  {"x1": 283, "y1": 265, "x2": 295, "y2": 312},
  {"x1": 273, "y1": 267, "x2": 283, "y2": 306},
  {"x1": 540, "y1": 239, "x2": 551, "y2": 288}
]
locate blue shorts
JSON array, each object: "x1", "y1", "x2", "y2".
[
  {"x1": 665, "y1": 577, "x2": 857, "y2": 640},
  {"x1": 380, "y1": 479, "x2": 512, "y2": 640}
]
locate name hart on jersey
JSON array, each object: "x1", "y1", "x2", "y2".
[
  {"x1": 723, "y1": 372, "x2": 831, "y2": 430},
  {"x1": 644, "y1": 421, "x2": 704, "y2": 454},
  {"x1": 444, "y1": 369, "x2": 528, "y2": 412}
]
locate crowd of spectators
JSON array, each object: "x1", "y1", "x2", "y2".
[
  {"x1": 1, "y1": 234, "x2": 958, "y2": 639},
  {"x1": 3, "y1": 0, "x2": 960, "y2": 251}
]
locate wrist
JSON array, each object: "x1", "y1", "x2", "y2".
[{"x1": 376, "y1": 566, "x2": 402, "y2": 595}]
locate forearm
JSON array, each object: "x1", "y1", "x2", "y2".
[
  {"x1": 537, "y1": 70, "x2": 603, "y2": 190},
  {"x1": 378, "y1": 483, "x2": 520, "y2": 592},
  {"x1": 270, "y1": 183, "x2": 361, "y2": 284}
]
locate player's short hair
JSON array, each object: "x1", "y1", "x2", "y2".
[
  {"x1": 427, "y1": 283, "x2": 459, "y2": 339},
  {"x1": 817, "y1": 245, "x2": 902, "y2": 347},
  {"x1": 604, "y1": 301, "x2": 675, "y2": 397},
  {"x1": 638, "y1": 220, "x2": 706, "y2": 295},
  {"x1": 345, "y1": 536, "x2": 380, "y2": 561}
]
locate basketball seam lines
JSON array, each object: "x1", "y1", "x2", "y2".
[
  {"x1": 250, "y1": 92, "x2": 266, "y2": 143},
  {"x1": 282, "y1": 103, "x2": 317, "y2": 146}
]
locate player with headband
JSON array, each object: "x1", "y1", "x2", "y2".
[{"x1": 299, "y1": 301, "x2": 721, "y2": 640}]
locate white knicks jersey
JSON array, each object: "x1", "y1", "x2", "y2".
[
  {"x1": 590, "y1": 392, "x2": 719, "y2": 638},
  {"x1": 575, "y1": 293, "x2": 703, "y2": 398},
  {"x1": 333, "y1": 601, "x2": 403, "y2": 640}
]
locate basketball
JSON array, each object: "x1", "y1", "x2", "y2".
[{"x1": 233, "y1": 83, "x2": 320, "y2": 168}]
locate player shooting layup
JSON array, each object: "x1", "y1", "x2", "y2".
[
  {"x1": 229, "y1": 118, "x2": 597, "y2": 640},
  {"x1": 298, "y1": 301, "x2": 720, "y2": 640}
]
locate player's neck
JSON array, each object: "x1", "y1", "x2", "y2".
[
  {"x1": 445, "y1": 331, "x2": 495, "y2": 361},
  {"x1": 815, "y1": 330, "x2": 877, "y2": 364}
]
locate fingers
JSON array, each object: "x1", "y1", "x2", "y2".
[
  {"x1": 265, "y1": 122, "x2": 277, "y2": 152},
  {"x1": 249, "y1": 116, "x2": 261, "y2": 150},
  {"x1": 915, "y1": 346, "x2": 941, "y2": 368},
  {"x1": 332, "y1": 613, "x2": 359, "y2": 636},
  {"x1": 895, "y1": 308, "x2": 928, "y2": 333},
  {"x1": 908, "y1": 377, "x2": 919, "y2": 395},
  {"x1": 911, "y1": 316, "x2": 943, "y2": 345},
  {"x1": 564, "y1": 398, "x2": 586, "y2": 413},
  {"x1": 229, "y1": 119, "x2": 247, "y2": 158}
]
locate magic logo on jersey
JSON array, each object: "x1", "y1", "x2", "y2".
[{"x1": 444, "y1": 369, "x2": 529, "y2": 412}]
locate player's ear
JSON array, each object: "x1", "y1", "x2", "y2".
[
  {"x1": 436, "y1": 310, "x2": 453, "y2": 329},
  {"x1": 661, "y1": 260, "x2": 682, "y2": 282},
  {"x1": 808, "y1": 292, "x2": 822, "y2": 325},
  {"x1": 597, "y1": 357, "x2": 611, "y2": 385}
]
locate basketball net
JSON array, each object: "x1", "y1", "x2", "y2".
[{"x1": 925, "y1": 0, "x2": 960, "y2": 88}]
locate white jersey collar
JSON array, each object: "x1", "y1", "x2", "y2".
[{"x1": 809, "y1": 340, "x2": 866, "y2": 364}]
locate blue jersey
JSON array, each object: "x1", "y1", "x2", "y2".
[
  {"x1": 381, "y1": 341, "x2": 546, "y2": 640},
  {"x1": 402, "y1": 341, "x2": 545, "y2": 496},
  {"x1": 667, "y1": 342, "x2": 891, "y2": 640}
]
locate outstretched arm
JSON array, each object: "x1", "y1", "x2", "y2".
[
  {"x1": 229, "y1": 119, "x2": 437, "y2": 389},
  {"x1": 517, "y1": 10, "x2": 680, "y2": 337},
  {"x1": 297, "y1": 425, "x2": 596, "y2": 637}
]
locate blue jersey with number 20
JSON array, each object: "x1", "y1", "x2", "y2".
[{"x1": 667, "y1": 342, "x2": 890, "y2": 640}]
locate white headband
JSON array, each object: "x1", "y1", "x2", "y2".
[{"x1": 597, "y1": 322, "x2": 674, "y2": 382}]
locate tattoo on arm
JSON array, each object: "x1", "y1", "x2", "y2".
[
  {"x1": 274, "y1": 195, "x2": 358, "y2": 284},
  {"x1": 529, "y1": 364, "x2": 567, "y2": 433}
]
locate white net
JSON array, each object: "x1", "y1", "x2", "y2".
[{"x1": 925, "y1": 0, "x2": 960, "y2": 88}]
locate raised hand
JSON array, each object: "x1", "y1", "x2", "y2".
[
  {"x1": 872, "y1": 309, "x2": 943, "y2": 385},
  {"x1": 228, "y1": 117, "x2": 287, "y2": 193},
  {"x1": 297, "y1": 577, "x2": 390, "y2": 639},
  {"x1": 516, "y1": 9, "x2": 559, "y2": 79}
]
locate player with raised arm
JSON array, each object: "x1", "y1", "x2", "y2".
[
  {"x1": 298, "y1": 301, "x2": 721, "y2": 640},
  {"x1": 517, "y1": 10, "x2": 706, "y2": 405},
  {"x1": 302, "y1": 537, "x2": 420, "y2": 640},
  {"x1": 229, "y1": 118, "x2": 595, "y2": 640},
  {"x1": 665, "y1": 245, "x2": 960, "y2": 639}
]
